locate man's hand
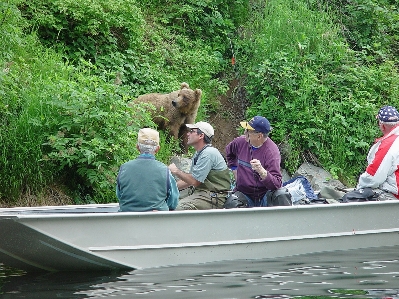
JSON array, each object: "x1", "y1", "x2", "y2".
[
  {"x1": 168, "y1": 163, "x2": 179, "y2": 175},
  {"x1": 168, "y1": 163, "x2": 198, "y2": 190},
  {"x1": 250, "y1": 159, "x2": 268, "y2": 179}
]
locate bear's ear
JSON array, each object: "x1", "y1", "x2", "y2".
[
  {"x1": 195, "y1": 89, "x2": 202, "y2": 99},
  {"x1": 181, "y1": 82, "x2": 190, "y2": 90}
]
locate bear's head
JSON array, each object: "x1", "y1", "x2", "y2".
[{"x1": 172, "y1": 82, "x2": 202, "y2": 115}]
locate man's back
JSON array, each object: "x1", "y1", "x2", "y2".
[{"x1": 117, "y1": 156, "x2": 174, "y2": 211}]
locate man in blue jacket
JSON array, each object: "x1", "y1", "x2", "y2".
[{"x1": 117, "y1": 128, "x2": 179, "y2": 211}]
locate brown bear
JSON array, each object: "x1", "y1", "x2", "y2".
[{"x1": 136, "y1": 82, "x2": 202, "y2": 152}]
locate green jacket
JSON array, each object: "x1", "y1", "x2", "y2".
[{"x1": 117, "y1": 154, "x2": 179, "y2": 211}]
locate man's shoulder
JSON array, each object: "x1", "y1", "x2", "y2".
[
  {"x1": 227, "y1": 135, "x2": 247, "y2": 148},
  {"x1": 204, "y1": 145, "x2": 219, "y2": 152},
  {"x1": 233, "y1": 135, "x2": 247, "y2": 143},
  {"x1": 265, "y1": 137, "x2": 280, "y2": 151},
  {"x1": 377, "y1": 132, "x2": 399, "y2": 155},
  {"x1": 121, "y1": 159, "x2": 137, "y2": 167},
  {"x1": 124, "y1": 157, "x2": 167, "y2": 168},
  {"x1": 154, "y1": 159, "x2": 169, "y2": 168},
  {"x1": 204, "y1": 145, "x2": 225, "y2": 157}
]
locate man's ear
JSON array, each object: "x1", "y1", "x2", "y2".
[{"x1": 155, "y1": 145, "x2": 160, "y2": 153}]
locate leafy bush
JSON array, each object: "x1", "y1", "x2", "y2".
[
  {"x1": 140, "y1": 0, "x2": 249, "y2": 49},
  {"x1": 17, "y1": 0, "x2": 232, "y2": 115},
  {"x1": 0, "y1": 0, "x2": 68, "y2": 201},
  {"x1": 312, "y1": 0, "x2": 399, "y2": 60},
  {"x1": 1, "y1": 0, "x2": 240, "y2": 204},
  {"x1": 3, "y1": 0, "x2": 399, "y2": 205},
  {"x1": 41, "y1": 66, "x2": 158, "y2": 203},
  {"x1": 18, "y1": 0, "x2": 145, "y2": 62}
]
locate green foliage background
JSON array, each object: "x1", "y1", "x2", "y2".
[
  {"x1": 234, "y1": 0, "x2": 399, "y2": 182},
  {"x1": 1, "y1": 0, "x2": 399, "y2": 204}
]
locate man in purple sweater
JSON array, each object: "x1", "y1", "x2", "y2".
[{"x1": 225, "y1": 116, "x2": 282, "y2": 207}]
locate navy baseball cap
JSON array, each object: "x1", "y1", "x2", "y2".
[
  {"x1": 240, "y1": 116, "x2": 271, "y2": 133},
  {"x1": 377, "y1": 106, "x2": 399, "y2": 123}
]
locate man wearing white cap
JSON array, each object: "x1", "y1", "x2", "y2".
[
  {"x1": 168, "y1": 121, "x2": 231, "y2": 209},
  {"x1": 117, "y1": 128, "x2": 179, "y2": 211}
]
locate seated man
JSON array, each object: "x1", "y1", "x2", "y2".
[
  {"x1": 356, "y1": 105, "x2": 399, "y2": 200},
  {"x1": 225, "y1": 116, "x2": 283, "y2": 207},
  {"x1": 168, "y1": 122, "x2": 231, "y2": 210},
  {"x1": 116, "y1": 128, "x2": 179, "y2": 211}
]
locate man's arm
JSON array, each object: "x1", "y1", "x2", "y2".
[
  {"x1": 225, "y1": 138, "x2": 239, "y2": 169},
  {"x1": 166, "y1": 173, "x2": 179, "y2": 210},
  {"x1": 168, "y1": 163, "x2": 201, "y2": 190},
  {"x1": 115, "y1": 168, "x2": 122, "y2": 200},
  {"x1": 358, "y1": 137, "x2": 398, "y2": 189}
]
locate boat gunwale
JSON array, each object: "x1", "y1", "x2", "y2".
[{"x1": 0, "y1": 200, "x2": 398, "y2": 220}]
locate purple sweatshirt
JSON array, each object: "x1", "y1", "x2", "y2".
[{"x1": 225, "y1": 135, "x2": 282, "y2": 199}]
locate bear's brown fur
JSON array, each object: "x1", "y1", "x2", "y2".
[{"x1": 136, "y1": 82, "x2": 202, "y2": 152}]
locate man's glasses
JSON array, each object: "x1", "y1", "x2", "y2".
[
  {"x1": 189, "y1": 128, "x2": 204, "y2": 135},
  {"x1": 245, "y1": 129, "x2": 260, "y2": 135}
]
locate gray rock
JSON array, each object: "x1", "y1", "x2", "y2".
[
  {"x1": 281, "y1": 168, "x2": 291, "y2": 183},
  {"x1": 170, "y1": 156, "x2": 192, "y2": 174},
  {"x1": 293, "y1": 162, "x2": 346, "y2": 191}
]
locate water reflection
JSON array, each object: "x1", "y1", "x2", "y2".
[
  {"x1": 1, "y1": 246, "x2": 398, "y2": 299},
  {"x1": 0, "y1": 269, "x2": 128, "y2": 298}
]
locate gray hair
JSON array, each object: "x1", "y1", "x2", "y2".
[
  {"x1": 253, "y1": 131, "x2": 269, "y2": 138},
  {"x1": 380, "y1": 120, "x2": 399, "y2": 127},
  {"x1": 196, "y1": 128, "x2": 212, "y2": 144},
  {"x1": 138, "y1": 143, "x2": 158, "y2": 154},
  {"x1": 261, "y1": 132, "x2": 269, "y2": 138}
]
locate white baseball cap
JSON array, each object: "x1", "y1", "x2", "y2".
[{"x1": 186, "y1": 121, "x2": 214, "y2": 138}]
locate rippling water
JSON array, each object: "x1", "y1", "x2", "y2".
[{"x1": 1, "y1": 245, "x2": 398, "y2": 298}]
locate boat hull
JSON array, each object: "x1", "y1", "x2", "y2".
[{"x1": 1, "y1": 201, "x2": 398, "y2": 272}]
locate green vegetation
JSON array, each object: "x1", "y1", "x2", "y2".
[
  {"x1": 234, "y1": 0, "x2": 399, "y2": 182},
  {"x1": 1, "y1": 0, "x2": 399, "y2": 204}
]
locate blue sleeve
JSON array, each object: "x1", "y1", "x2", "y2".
[
  {"x1": 167, "y1": 170, "x2": 179, "y2": 210},
  {"x1": 116, "y1": 175, "x2": 121, "y2": 200},
  {"x1": 116, "y1": 166, "x2": 122, "y2": 200},
  {"x1": 116, "y1": 185, "x2": 121, "y2": 200},
  {"x1": 116, "y1": 180, "x2": 122, "y2": 212}
]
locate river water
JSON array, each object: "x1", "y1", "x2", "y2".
[{"x1": 1, "y1": 245, "x2": 398, "y2": 299}]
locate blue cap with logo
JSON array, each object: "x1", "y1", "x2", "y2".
[
  {"x1": 240, "y1": 116, "x2": 271, "y2": 133},
  {"x1": 377, "y1": 106, "x2": 399, "y2": 123}
]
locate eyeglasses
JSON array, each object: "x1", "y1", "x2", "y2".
[
  {"x1": 245, "y1": 129, "x2": 260, "y2": 135},
  {"x1": 189, "y1": 128, "x2": 203, "y2": 135}
]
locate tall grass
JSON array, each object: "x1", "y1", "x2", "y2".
[{"x1": 0, "y1": 2, "x2": 69, "y2": 200}]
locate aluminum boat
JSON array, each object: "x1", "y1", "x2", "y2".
[{"x1": 1, "y1": 201, "x2": 398, "y2": 272}]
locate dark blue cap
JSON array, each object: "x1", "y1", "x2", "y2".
[{"x1": 240, "y1": 116, "x2": 271, "y2": 133}]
